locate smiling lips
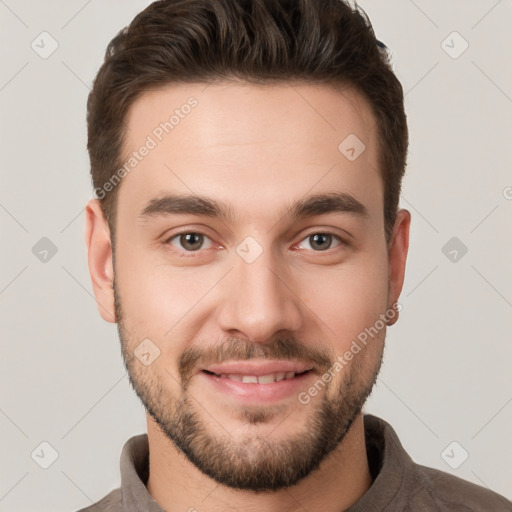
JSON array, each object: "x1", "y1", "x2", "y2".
[
  {"x1": 201, "y1": 360, "x2": 314, "y2": 384},
  {"x1": 199, "y1": 360, "x2": 316, "y2": 402},
  {"x1": 204, "y1": 371, "x2": 307, "y2": 384}
]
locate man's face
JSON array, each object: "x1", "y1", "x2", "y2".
[{"x1": 92, "y1": 82, "x2": 409, "y2": 491}]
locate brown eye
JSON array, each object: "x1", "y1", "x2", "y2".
[
  {"x1": 181, "y1": 233, "x2": 203, "y2": 251},
  {"x1": 167, "y1": 232, "x2": 213, "y2": 252},
  {"x1": 298, "y1": 233, "x2": 343, "y2": 252}
]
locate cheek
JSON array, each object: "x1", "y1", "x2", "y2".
[
  {"x1": 114, "y1": 247, "x2": 218, "y2": 360},
  {"x1": 298, "y1": 256, "x2": 389, "y2": 346}
]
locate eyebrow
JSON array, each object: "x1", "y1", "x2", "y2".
[{"x1": 138, "y1": 192, "x2": 368, "y2": 223}]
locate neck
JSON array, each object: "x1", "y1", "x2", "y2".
[{"x1": 146, "y1": 413, "x2": 372, "y2": 512}]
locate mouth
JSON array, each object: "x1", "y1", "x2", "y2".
[
  {"x1": 197, "y1": 360, "x2": 316, "y2": 403},
  {"x1": 201, "y1": 369, "x2": 312, "y2": 384}
]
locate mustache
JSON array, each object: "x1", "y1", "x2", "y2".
[{"x1": 178, "y1": 336, "x2": 334, "y2": 387}]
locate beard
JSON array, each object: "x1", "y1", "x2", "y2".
[{"x1": 114, "y1": 280, "x2": 385, "y2": 492}]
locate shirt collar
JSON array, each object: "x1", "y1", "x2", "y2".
[
  {"x1": 345, "y1": 414, "x2": 416, "y2": 511},
  {"x1": 119, "y1": 433, "x2": 165, "y2": 511}
]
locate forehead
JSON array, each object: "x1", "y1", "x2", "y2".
[{"x1": 117, "y1": 81, "x2": 382, "y2": 225}]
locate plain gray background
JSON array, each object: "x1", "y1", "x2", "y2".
[{"x1": 0, "y1": 1, "x2": 511, "y2": 510}]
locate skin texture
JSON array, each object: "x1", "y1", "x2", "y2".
[{"x1": 85, "y1": 81, "x2": 410, "y2": 512}]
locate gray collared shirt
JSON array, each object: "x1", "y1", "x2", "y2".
[{"x1": 76, "y1": 414, "x2": 512, "y2": 511}]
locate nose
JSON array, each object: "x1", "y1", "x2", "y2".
[{"x1": 217, "y1": 243, "x2": 303, "y2": 343}]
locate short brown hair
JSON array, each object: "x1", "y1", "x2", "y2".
[{"x1": 87, "y1": 0, "x2": 408, "y2": 245}]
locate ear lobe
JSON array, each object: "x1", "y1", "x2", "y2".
[
  {"x1": 386, "y1": 209, "x2": 411, "y2": 326},
  {"x1": 84, "y1": 199, "x2": 116, "y2": 323}
]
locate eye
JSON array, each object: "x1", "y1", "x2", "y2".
[
  {"x1": 297, "y1": 232, "x2": 344, "y2": 252},
  {"x1": 166, "y1": 232, "x2": 214, "y2": 253}
]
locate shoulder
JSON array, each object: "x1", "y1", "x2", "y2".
[
  {"x1": 409, "y1": 464, "x2": 512, "y2": 511},
  {"x1": 75, "y1": 488, "x2": 121, "y2": 512},
  {"x1": 360, "y1": 414, "x2": 511, "y2": 511}
]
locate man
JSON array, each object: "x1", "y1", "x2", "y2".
[{"x1": 81, "y1": 0, "x2": 511, "y2": 510}]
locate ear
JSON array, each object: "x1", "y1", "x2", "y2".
[
  {"x1": 386, "y1": 209, "x2": 411, "y2": 326},
  {"x1": 84, "y1": 199, "x2": 116, "y2": 323}
]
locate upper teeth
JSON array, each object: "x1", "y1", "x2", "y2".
[{"x1": 216, "y1": 372, "x2": 298, "y2": 383}]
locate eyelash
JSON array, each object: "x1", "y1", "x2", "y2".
[{"x1": 164, "y1": 230, "x2": 347, "y2": 257}]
